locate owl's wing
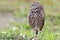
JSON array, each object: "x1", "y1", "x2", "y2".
[
  {"x1": 40, "y1": 19, "x2": 44, "y2": 30},
  {"x1": 28, "y1": 12, "x2": 35, "y2": 28},
  {"x1": 38, "y1": 10, "x2": 45, "y2": 30}
]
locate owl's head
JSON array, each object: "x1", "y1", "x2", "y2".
[{"x1": 30, "y1": 2, "x2": 43, "y2": 12}]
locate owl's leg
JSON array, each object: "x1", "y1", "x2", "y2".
[
  {"x1": 31, "y1": 30, "x2": 39, "y2": 40},
  {"x1": 34, "y1": 29, "x2": 39, "y2": 37},
  {"x1": 36, "y1": 30, "x2": 38, "y2": 35},
  {"x1": 36, "y1": 29, "x2": 40, "y2": 37}
]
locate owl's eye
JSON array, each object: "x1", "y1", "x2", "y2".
[
  {"x1": 32, "y1": 4, "x2": 35, "y2": 6},
  {"x1": 35, "y1": 8, "x2": 38, "y2": 9},
  {"x1": 35, "y1": 8, "x2": 38, "y2": 10}
]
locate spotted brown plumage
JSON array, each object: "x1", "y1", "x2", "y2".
[{"x1": 28, "y1": 2, "x2": 45, "y2": 35}]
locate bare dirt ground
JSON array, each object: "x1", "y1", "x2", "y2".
[{"x1": 0, "y1": 13, "x2": 18, "y2": 30}]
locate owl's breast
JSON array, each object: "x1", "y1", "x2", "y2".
[{"x1": 34, "y1": 13, "x2": 37, "y2": 18}]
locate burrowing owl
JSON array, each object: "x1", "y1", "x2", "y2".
[{"x1": 28, "y1": 2, "x2": 45, "y2": 36}]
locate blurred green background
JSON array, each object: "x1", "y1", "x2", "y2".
[{"x1": 0, "y1": 0, "x2": 60, "y2": 40}]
